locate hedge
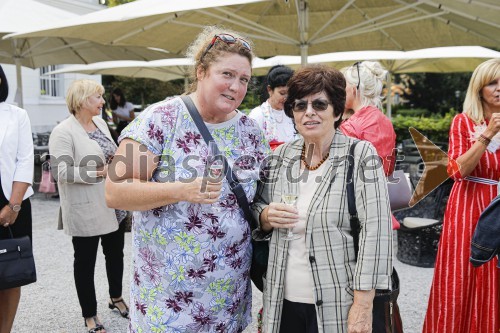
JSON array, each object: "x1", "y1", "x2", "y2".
[{"x1": 392, "y1": 111, "x2": 455, "y2": 143}]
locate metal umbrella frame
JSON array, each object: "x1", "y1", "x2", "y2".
[{"x1": 5, "y1": 0, "x2": 500, "y2": 67}]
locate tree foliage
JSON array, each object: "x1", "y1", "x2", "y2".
[
  {"x1": 102, "y1": 76, "x2": 184, "y2": 108},
  {"x1": 399, "y1": 72, "x2": 471, "y2": 114},
  {"x1": 104, "y1": 0, "x2": 135, "y2": 6}
]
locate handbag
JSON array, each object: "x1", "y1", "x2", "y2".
[
  {"x1": 181, "y1": 95, "x2": 268, "y2": 292},
  {"x1": 346, "y1": 141, "x2": 404, "y2": 333},
  {"x1": 39, "y1": 165, "x2": 56, "y2": 194},
  {"x1": 0, "y1": 227, "x2": 37, "y2": 290},
  {"x1": 387, "y1": 169, "x2": 412, "y2": 211}
]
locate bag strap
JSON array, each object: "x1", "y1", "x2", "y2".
[
  {"x1": 180, "y1": 95, "x2": 258, "y2": 230},
  {"x1": 346, "y1": 141, "x2": 361, "y2": 259}
]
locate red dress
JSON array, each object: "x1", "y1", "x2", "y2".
[{"x1": 423, "y1": 113, "x2": 500, "y2": 333}]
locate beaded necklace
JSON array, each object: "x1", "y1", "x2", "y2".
[{"x1": 301, "y1": 144, "x2": 330, "y2": 171}]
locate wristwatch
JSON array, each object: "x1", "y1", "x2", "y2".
[{"x1": 7, "y1": 203, "x2": 21, "y2": 212}]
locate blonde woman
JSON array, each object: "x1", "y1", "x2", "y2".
[
  {"x1": 49, "y1": 80, "x2": 128, "y2": 333},
  {"x1": 340, "y1": 61, "x2": 396, "y2": 176},
  {"x1": 340, "y1": 61, "x2": 399, "y2": 230},
  {"x1": 424, "y1": 59, "x2": 500, "y2": 333}
]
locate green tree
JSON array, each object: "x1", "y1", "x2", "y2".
[
  {"x1": 102, "y1": 76, "x2": 184, "y2": 108},
  {"x1": 102, "y1": 0, "x2": 135, "y2": 6},
  {"x1": 400, "y1": 72, "x2": 471, "y2": 114}
]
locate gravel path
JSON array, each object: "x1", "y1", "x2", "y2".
[{"x1": 11, "y1": 196, "x2": 432, "y2": 333}]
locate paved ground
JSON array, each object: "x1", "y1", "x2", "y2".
[{"x1": 11, "y1": 195, "x2": 433, "y2": 332}]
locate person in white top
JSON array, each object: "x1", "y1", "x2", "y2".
[
  {"x1": 109, "y1": 88, "x2": 135, "y2": 135},
  {"x1": 0, "y1": 64, "x2": 34, "y2": 333},
  {"x1": 249, "y1": 65, "x2": 297, "y2": 149}
]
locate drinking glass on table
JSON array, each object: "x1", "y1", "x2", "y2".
[{"x1": 281, "y1": 169, "x2": 301, "y2": 241}]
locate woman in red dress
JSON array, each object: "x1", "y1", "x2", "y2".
[{"x1": 423, "y1": 59, "x2": 500, "y2": 333}]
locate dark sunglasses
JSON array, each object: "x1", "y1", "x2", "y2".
[
  {"x1": 292, "y1": 99, "x2": 331, "y2": 112},
  {"x1": 353, "y1": 61, "x2": 361, "y2": 90},
  {"x1": 201, "y1": 33, "x2": 252, "y2": 60}
]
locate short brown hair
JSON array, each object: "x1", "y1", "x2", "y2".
[{"x1": 284, "y1": 65, "x2": 346, "y2": 129}]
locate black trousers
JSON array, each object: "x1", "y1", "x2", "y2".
[
  {"x1": 72, "y1": 221, "x2": 126, "y2": 318},
  {"x1": 280, "y1": 299, "x2": 319, "y2": 333}
]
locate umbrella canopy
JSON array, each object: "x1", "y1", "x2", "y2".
[
  {"x1": 45, "y1": 57, "x2": 269, "y2": 90},
  {"x1": 46, "y1": 58, "x2": 194, "y2": 90},
  {"x1": 5, "y1": 0, "x2": 500, "y2": 66},
  {"x1": 0, "y1": 0, "x2": 170, "y2": 107},
  {"x1": 254, "y1": 46, "x2": 500, "y2": 117}
]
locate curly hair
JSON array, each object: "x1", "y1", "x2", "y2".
[{"x1": 185, "y1": 26, "x2": 254, "y2": 93}]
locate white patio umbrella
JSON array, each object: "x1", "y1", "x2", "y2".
[
  {"x1": 0, "y1": 0, "x2": 170, "y2": 107},
  {"x1": 46, "y1": 58, "x2": 194, "y2": 90},
  {"x1": 5, "y1": 0, "x2": 500, "y2": 66},
  {"x1": 45, "y1": 57, "x2": 269, "y2": 91},
  {"x1": 256, "y1": 46, "x2": 500, "y2": 117}
]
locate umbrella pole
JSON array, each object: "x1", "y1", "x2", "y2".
[
  {"x1": 184, "y1": 75, "x2": 189, "y2": 92},
  {"x1": 386, "y1": 72, "x2": 392, "y2": 119},
  {"x1": 300, "y1": 44, "x2": 308, "y2": 66},
  {"x1": 14, "y1": 57, "x2": 24, "y2": 109}
]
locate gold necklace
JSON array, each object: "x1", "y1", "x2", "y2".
[{"x1": 301, "y1": 144, "x2": 330, "y2": 171}]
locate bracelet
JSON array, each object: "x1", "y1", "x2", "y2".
[
  {"x1": 480, "y1": 134, "x2": 491, "y2": 144},
  {"x1": 477, "y1": 134, "x2": 491, "y2": 146}
]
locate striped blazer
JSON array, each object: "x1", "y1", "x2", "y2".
[{"x1": 252, "y1": 131, "x2": 393, "y2": 333}]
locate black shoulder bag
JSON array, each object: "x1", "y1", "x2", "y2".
[
  {"x1": 0, "y1": 227, "x2": 37, "y2": 290},
  {"x1": 181, "y1": 95, "x2": 268, "y2": 292},
  {"x1": 346, "y1": 142, "x2": 404, "y2": 333}
]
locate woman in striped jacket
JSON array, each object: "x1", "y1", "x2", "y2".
[{"x1": 252, "y1": 65, "x2": 393, "y2": 333}]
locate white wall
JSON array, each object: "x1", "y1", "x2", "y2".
[{"x1": 2, "y1": 64, "x2": 102, "y2": 133}]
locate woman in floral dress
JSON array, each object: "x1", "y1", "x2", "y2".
[
  {"x1": 423, "y1": 59, "x2": 500, "y2": 333},
  {"x1": 106, "y1": 26, "x2": 269, "y2": 333}
]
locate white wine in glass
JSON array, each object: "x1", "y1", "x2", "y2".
[
  {"x1": 282, "y1": 194, "x2": 298, "y2": 206},
  {"x1": 281, "y1": 172, "x2": 301, "y2": 241}
]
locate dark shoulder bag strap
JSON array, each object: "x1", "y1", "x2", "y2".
[
  {"x1": 180, "y1": 95, "x2": 258, "y2": 230},
  {"x1": 346, "y1": 140, "x2": 361, "y2": 259}
]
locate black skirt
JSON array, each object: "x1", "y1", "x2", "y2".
[{"x1": 0, "y1": 178, "x2": 32, "y2": 241}]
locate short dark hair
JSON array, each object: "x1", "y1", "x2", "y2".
[
  {"x1": 0, "y1": 65, "x2": 9, "y2": 102},
  {"x1": 267, "y1": 65, "x2": 294, "y2": 90},
  {"x1": 284, "y1": 64, "x2": 346, "y2": 129}
]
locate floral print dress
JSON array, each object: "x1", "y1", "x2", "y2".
[{"x1": 120, "y1": 97, "x2": 270, "y2": 333}]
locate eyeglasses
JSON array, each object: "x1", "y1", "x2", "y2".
[
  {"x1": 201, "y1": 33, "x2": 252, "y2": 61},
  {"x1": 353, "y1": 61, "x2": 361, "y2": 90},
  {"x1": 292, "y1": 99, "x2": 331, "y2": 112}
]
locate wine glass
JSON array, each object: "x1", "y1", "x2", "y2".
[
  {"x1": 206, "y1": 141, "x2": 225, "y2": 212},
  {"x1": 207, "y1": 141, "x2": 224, "y2": 181},
  {"x1": 281, "y1": 169, "x2": 301, "y2": 241}
]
